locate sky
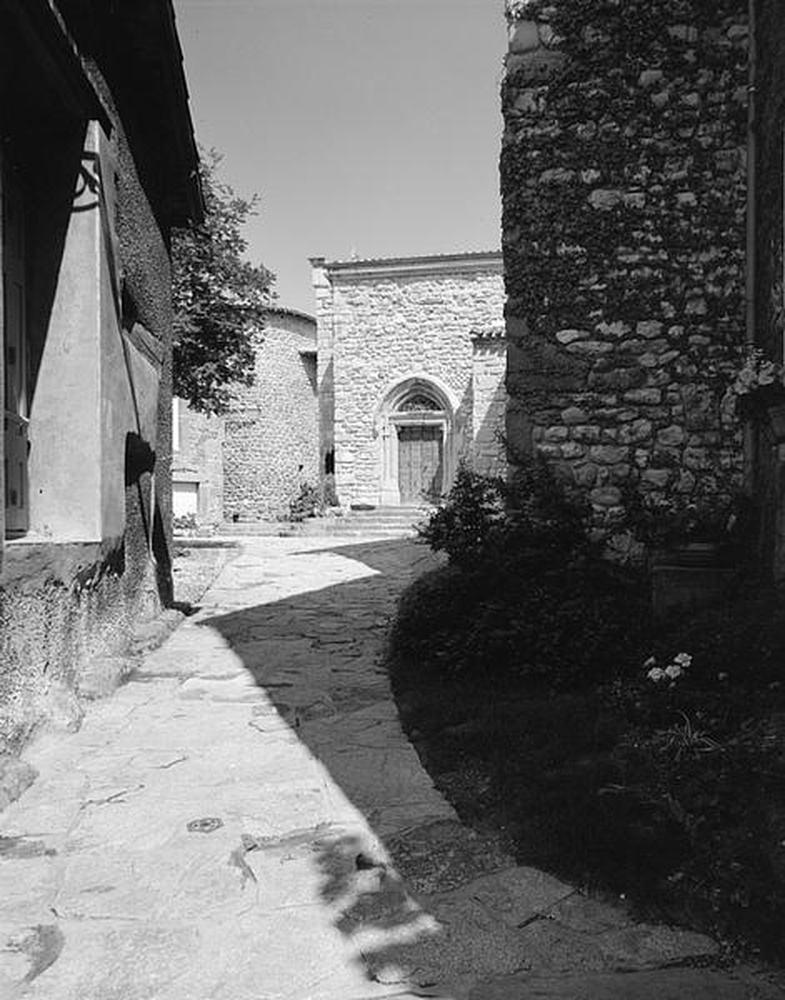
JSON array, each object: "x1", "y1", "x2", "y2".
[{"x1": 173, "y1": 0, "x2": 507, "y2": 314}]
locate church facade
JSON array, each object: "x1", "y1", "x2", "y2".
[{"x1": 311, "y1": 252, "x2": 506, "y2": 509}]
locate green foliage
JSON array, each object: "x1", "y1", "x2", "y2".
[
  {"x1": 172, "y1": 512, "x2": 197, "y2": 533},
  {"x1": 647, "y1": 587, "x2": 785, "y2": 688},
  {"x1": 392, "y1": 459, "x2": 785, "y2": 958},
  {"x1": 288, "y1": 482, "x2": 322, "y2": 522},
  {"x1": 620, "y1": 481, "x2": 755, "y2": 551},
  {"x1": 419, "y1": 456, "x2": 591, "y2": 573},
  {"x1": 392, "y1": 588, "x2": 785, "y2": 960},
  {"x1": 397, "y1": 458, "x2": 646, "y2": 689},
  {"x1": 172, "y1": 149, "x2": 275, "y2": 414},
  {"x1": 417, "y1": 464, "x2": 506, "y2": 570}
]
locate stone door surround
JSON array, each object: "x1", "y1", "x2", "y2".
[{"x1": 375, "y1": 374, "x2": 458, "y2": 506}]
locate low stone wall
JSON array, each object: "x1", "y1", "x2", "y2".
[{"x1": 502, "y1": 0, "x2": 748, "y2": 516}]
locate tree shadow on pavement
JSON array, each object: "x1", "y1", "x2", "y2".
[{"x1": 196, "y1": 538, "x2": 515, "y2": 996}]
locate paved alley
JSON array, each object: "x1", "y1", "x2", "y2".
[{"x1": 0, "y1": 537, "x2": 783, "y2": 999}]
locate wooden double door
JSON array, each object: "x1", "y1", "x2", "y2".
[{"x1": 397, "y1": 424, "x2": 443, "y2": 503}]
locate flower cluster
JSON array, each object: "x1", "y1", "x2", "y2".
[
  {"x1": 645, "y1": 652, "x2": 691, "y2": 683},
  {"x1": 730, "y1": 348, "x2": 785, "y2": 397}
]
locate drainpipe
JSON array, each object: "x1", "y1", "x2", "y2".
[
  {"x1": 745, "y1": 0, "x2": 756, "y2": 350},
  {"x1": 744, "y1": 0, "x2": 757, "y2": 499}
]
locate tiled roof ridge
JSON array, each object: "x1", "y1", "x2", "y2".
[
  {"x1": 311, "y1": 249, "x2": 502, "y2": 268},
  {"x1": 266, "y1": 306, "x2": 316, "y2": 324}
]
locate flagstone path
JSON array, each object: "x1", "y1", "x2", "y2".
[{"x1": 0, "y1": 536, "x2": 783, "y2": 999}]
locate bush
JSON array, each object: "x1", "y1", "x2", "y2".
[
  {"x1": 417, "y1": 464, "x2": 506, "y2": 570},
  {"x1": 173, "y1": 512, "x2": 197, "y2": 533},
  {"x1": 642, "y1": 584, "x2": 785, "y2": 690},
  {"x1": 399, "y1": 457, "x2": 646, "y2": 689},
  {"x1": 419, "y1": 457, "x2": 592, "y2": 575},
  {"x1": 288, "y1": 482, "x2": 322, "y2": 522}
]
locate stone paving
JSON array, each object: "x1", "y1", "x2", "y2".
[{"x1": 0, "y1": 536, "x2": 783, "y2": 999}]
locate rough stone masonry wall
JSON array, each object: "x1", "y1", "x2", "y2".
[
  {"x1": 223, "y1": 312, "x2": 318, "y2": 520},
  {"x1": 472, "y1": 334, "x2": 507, "y2": 475},
  {"x1": 325, "y1": 269, "x2": 505, "y2": 506},
  {"x1": 752, "y1": 0, "x2": 785, "y2": 575},
  {"x1": 502, "y1": 0, "x2": 749, "y2": 516}
]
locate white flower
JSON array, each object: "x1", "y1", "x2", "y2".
[
  {"x1": 647, "y1": 667, "x2": 665, "y2": 682},
  {"x1": 643, "y1": 656, "x2": 656, "y2": 669},
  {"x1": 673, "y1": 652, "x2": 692, "y2": 667},
  {"x1": 664, "y1": 663, "x2": 683, "y2": 680}
]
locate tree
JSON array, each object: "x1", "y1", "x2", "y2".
[{"x1": 172, "y1": 149, "x2": 275, "y2": 414}]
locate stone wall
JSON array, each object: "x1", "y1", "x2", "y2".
[
  {"x1": 312, "y1": 254, "x2": 505, "y2": 507},
  {"x1": 223, "y1": 310, "x2": 318, "y2": 520},
  {"x1": 472, "y1": 330, "x2": 507, "y2": 476},
  {"x1": 752, "y1": 0, "x2": 785, "y2": 576},
  {"x1": 502, "y1": 0, "x2": 748, "y2": 517}
]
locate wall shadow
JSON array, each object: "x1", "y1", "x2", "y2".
[{"x1": 196, "y1": 538, "x2": 468, "y2": 993}]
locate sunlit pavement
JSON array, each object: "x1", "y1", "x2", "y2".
[{"x1": 0, "y1": 536, "x2": 782, "y2": 999}]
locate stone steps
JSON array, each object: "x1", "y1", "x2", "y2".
[{"x1": 214, "y1": 505, "x2": 434, "y2": 538}]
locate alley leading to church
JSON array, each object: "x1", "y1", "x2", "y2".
[{"x1": 0, "y1": 536, "x2": 782, "y2": 999}]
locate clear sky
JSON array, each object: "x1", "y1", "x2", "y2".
[{"x1": 173, "y1": 0, "x2": 506, "y2": 314}]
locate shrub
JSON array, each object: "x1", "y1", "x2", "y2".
[
  {"x1": 419, "y1": 456, "x2": 592, "y2": 574},
  {"x1": 417, "y1": 464, "x2": 506, "y2": 570},
  {"x1": 398, "y1": 457, "x2": 646, "y2": 689},
  {"x1": 642, "y1": 585, "x2": 785, "y2": 690},
  {"x1": 173, "y1": 512, "x2": 197, "y2": 533},
  {"x1": 288, "y1": 482, "x2": 322, "y2": 522}
]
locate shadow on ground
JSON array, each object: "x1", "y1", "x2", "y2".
[
  {"x1": 197, "y1": 538, "x2": 530, "y2": 993},
  {"x1": 191, "y1": 538, "x2": 752, "y2": 998}
]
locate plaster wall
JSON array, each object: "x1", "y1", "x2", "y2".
[
  {"x1": 1, "y1": 56, "x2": 177, "y2": 752},
  {"x1": 28, "y1": 122, "x2": 102, "y2": 541}
]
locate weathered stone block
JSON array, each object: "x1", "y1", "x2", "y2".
[
  {"x1": 589, "y1": 444, "x2": 628, "y2": 465},
  {"x1": 556, "y1": 329, "x2": 589, "y2": 345},
  {"x1": 588, "y1": 189, "x2": 624, "y2": 210},
  {"x1": 591, "y1": 486, "x2": 622, "y2": 507},
  {"x1": 641, "y1": 468, "x2": 673, "y2": 487},
  {"x1": 657, "y1": 425, "x2": 686, "y2": 447},
  {"x1": 562, "y1": 406, "x2": 588, "y2": 424},
  {"x1": 571, "y1": 424, "x2": 601, "y2": 443},
  {"x1": 618, "y1": 419, "x2": 654, "y2": 445}
]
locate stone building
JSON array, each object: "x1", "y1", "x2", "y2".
[
  {"x1": 311, "y1": 252, "x2": 506, "y2": 509},
  {"x1": 0, "y1": 0, "x2": 201, "y2": 752},
  {"x1": 173, "y1": 307, "x2": 318, "y2": 525},
  {"x1": 501, "y1": 0, "x2": 785, "y2": 571}
]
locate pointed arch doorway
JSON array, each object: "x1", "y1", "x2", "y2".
[{"x1": 376, "y1": 376, "x2": 457, "y2": 506}]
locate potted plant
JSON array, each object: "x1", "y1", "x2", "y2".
[
  {"x1": 622, "y1": 482, "x2": 752, "y2": 616},
  {"x1": 727, "y1": 347, "x2": 785, "y2": 440}
]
